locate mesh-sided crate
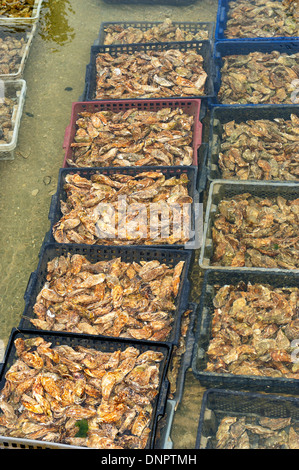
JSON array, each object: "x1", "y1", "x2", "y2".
[
  {"x1": 207, "y1": 105, "x2": 299, "y2": 184},
  {"x1": 19, "y1": 243, "x2": 193, "y2": 346},
  {"x1": 0, "y1": 23, "x2": 36, "y2": 79},
  {"x1": 62, "y1": 99, "x2": 203, "y2": 168},
  {"x1": 212, "y1": 40, "x2": 299, "y2": 107},
  {"x1": 97, "y1": 21, "x2": 215, "y2": 45},
  {"x1": 83, "y1": 41, "x2": 215, "y2": 102},
  {"x1": 47, "y1": 166, "x2": 199, "y2": 249},
  {"x1": 0, "y1": 328, "x2": 171, "y2": 449},
  {"x1": 199, "y1": 180, "x2": 299, "y2": 272},
  {"x1": 196, "y1": 389, "x2": 299, "y2": 449},
  {"x1": 192, "y1": 269, "x2": 299, "y2": 394},
  {"x1": 0, "y1": 79, "x2": 26, "y2": 161},
  {"x1": 0, "y1": 0, "x2": 43, "y2": 25},
  {"x1": 215, "y1": 0, "x2": 299, "y2": 42}
]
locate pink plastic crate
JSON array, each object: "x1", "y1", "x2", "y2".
[{"x1": 62, "y1": 98, "x2": 202, "y2": 168}]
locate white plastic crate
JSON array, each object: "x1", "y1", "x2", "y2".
[
  {"x1": 0, "y1": 79, "x2": 26, "y2": 160},
  {"x1": 0, "y1": 23, "x2": 36, "y2": 79},
  {"x1": 0, "y1": 0, "x2": 43, "y2": 25}
]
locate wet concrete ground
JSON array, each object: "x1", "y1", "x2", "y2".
[{"x1": 0, "y1": 0, "x2": 218, "y2": 448}]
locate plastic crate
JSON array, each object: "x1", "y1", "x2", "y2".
[
  {"x1": 83, "y1": 41, "x2": 215, "y2": 102},
  {"x1": 19, "y1": 242, "x2": 193, "y2": 346},
  {"x1": 199, "y1": 180, "x2": 299, "y2": 272},
  {"x1": 0, "y1": 79, "x2": 26, "y2": 161},
  {"x1": 212, "y1": 40, "x2": 299, "y2": 107},
  {"x1": 215, "y1": 0, "x2": 299, "y2": 41},
  {"x1": 0, "y1": 328, "x2": 171, "y2": 449},
  {"x1": 192, "y1": 269, "x2": 299, "y2": 394},
  {"x1": 0, "y1": 0, "x2": 43, "y2": 25},
  {"x1": 196, "y1": 389, "x2": 299, "y2": 449},
  {"x1": 207, "y1": 105, "x2": 299, "y2": 183},
  {"x1": 97, "y1": 21, "x2": 215, "y2": 45},
  {"x1": 62, "y1": 99, "x2": 203, "y2": 169},
  {"x1": 47, "y1": 166, "x2": 199, "y2": 249},
  {"x1": 215, "y1": 0, "x2": 299, "y2": 42},
  {"x1": 0, "y1": 23, "x2": 36, "y2": 79}
]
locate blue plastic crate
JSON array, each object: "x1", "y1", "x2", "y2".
[
  {"x1": 215, "y1": 0, "x2": 299, "y2": 42},
  {"x1": 212, "y1": 40, "x2": 299, "y2": 107}
]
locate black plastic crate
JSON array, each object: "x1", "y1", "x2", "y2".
[
  {"x1": 199, "y1": 180, "x2": 299, "y2": 272},
  {"x1": 207, "y1": 105, "x2": 299, "y2": 183},
  {"x1": 212, "y1": 40, "x2": 299, "y2": 107},
  {"x1": 97, "y1": 21, "x2": 215, "y2": 45},
  {"x1": 192, "y1": 269, "x2": 299, "y2": 394},
  {"x1": 19, "y1": 242, "x2": 193, "y2": 346},
  {"x1": 215, "y1": 0, "x2": 299, "y2": 42},
  {"x1": 196, "y1": 389, "x2": 299, "y2": 449},
  {"x1": 0, "y1": 328, "x2": 171, "y2": 449},
  {"x1": 47, "y1": 166, "x2": 198, "y2": 249},
  {"x1": 83, "y1": 41, "x2": 215, "y2": 102}
]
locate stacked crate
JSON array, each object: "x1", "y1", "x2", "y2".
[
  {"x1": 0, "y1": 0, "x2": 43, "y2": 160},
  {"x1": 194, "y1": 0, "x2": 299, "y2": 449},
  {"x1": 0, "y1": 18, "x2": 215, "y2": 449}
]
